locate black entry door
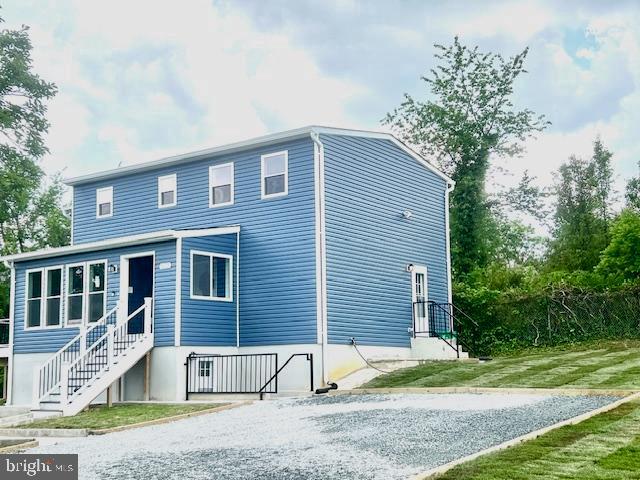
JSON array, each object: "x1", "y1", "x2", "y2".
[{"x1": 127, "y1": 255, "x2": 154, "y2": 334}]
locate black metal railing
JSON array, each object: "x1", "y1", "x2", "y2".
[
  {"x1": 0, "y1": 320, "x2": 9, "y2": 345},
  {"x1": 257, "y1": 353, "x2": 314, "y2": 400},
  {"x1": 185, "y1": 352, "x2": 314, "y2": 400},
  {"x1": 185, "y1": 353, "x2": 278, "y2": 399},
  {"x1": 412, "y1": 301, "x2": 479, "y2": 358}
]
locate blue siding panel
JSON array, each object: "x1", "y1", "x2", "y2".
[
  {"x1": 13, "y1": 241, "x2": 176, "y2": 353},
  {"x1": 322, "y1": 134, "x2": 450, "y2": 347},
  {"x1": 72, "y1": 138, "x2": 317, "y2": 346},
  {"x1": 181, "y1": 235, "x2": 237, "y2": 346}
]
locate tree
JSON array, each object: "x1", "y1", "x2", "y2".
[
  {"x1": 548, "y1": 139, "x2": 614, "y2": 272},
  {"x1": 0, "y1": 18, "x2": 68, "y2": 316},
  {"x1": 384, "y1": 37, "x2": 549, "y2": 275},
  {"x1": 597, "y1": 209, "x2": 640, "y2": 282},
  {"x1": 626, "y1": 162, "x2": 640, "y2": 211}
]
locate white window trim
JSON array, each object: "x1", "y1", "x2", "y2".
[
  {"x1": 209, "y1": 163, "x2": 234, "y2": 208},
  {"x1": 96, "y1": 186, "x2": 113, "y2": 219},
  {"x1": 44, "y1": 266, "x2": 63, "y2": 328},
  {"x1": 24, "y1": 266, "x2": 64, "y2": 331},
  {"x1": 261, "y1": 150, "x2": 288, "y2": 199},
  {"x1": 189, "y1": 250, "x2": 233, "y2": 302},
  {"x1": 64, "y1": 259, "x2": 108, "y2": 328},
  {"x1": 158, "y1": 173, "x2": 177, "y2": 209}
]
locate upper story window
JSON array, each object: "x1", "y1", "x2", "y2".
[
  {"x1": 209, "y1": 163, "x2": 234, "y2": 208},
  {"x1": 25, "y1": 266, "x2": 63, "y2": 329},
  {"x1": 190, "y1": 251, "x2": 233, "y2": 302},
  {"x1": 158, "y1": 174, "x2": 177, "y2": 208},
  {"x1": 261, "y1": 151, "x2": 288, "y2": 199},
  {"x1": 96, "y1": 187, "x2": 113, "y2": 218},
  {"x1": 66, "y1": 260, "x2": 107, "y2": 326}
]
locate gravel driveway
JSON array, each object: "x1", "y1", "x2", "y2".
[{"x1": 31, "y1": 393, "x2": 616, "y2": 479}]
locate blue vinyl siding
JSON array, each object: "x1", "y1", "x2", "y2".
[
  {"x1": 322, "y1": 134, "x2": 450, "y2": 347},
  {"x1": 181, "y1": 235, "x2": 236, "y2": 346},
  {"x1": 72, "y1": 138, "x2": 317, "y2": 346},
  {"x1": 13, "y1": 241, "x2": 176, "y2": 353}
]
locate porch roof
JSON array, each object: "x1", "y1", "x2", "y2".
[{"x1": 0, "y1": 226, "x2": 240, "y2": 264}]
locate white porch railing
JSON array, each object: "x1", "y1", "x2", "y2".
[{"x1": 57, "y1": 298, "x2": 153, "y2": 416}]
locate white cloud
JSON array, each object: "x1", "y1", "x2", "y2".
[
  {"x1": 2, "y1": 0, "x2": 366, "y2": 176},
  {"x1": 449, "y1": 0, "x2": 554, "y2": 42}
]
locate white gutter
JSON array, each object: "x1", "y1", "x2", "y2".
[{"x1": 311, "y1": 130, "x2": 329, "y2": 386}]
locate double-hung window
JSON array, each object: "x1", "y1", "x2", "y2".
[
  {"x1": 190, "y1": 251, "x2": 233, "y2": 301},
  {"x1": 66, "y1": 260, "x2": 107, "y2": 326},
  {"x1": 158, "y1": 174, "x2": 177, "y2": 208},
  {"x1": 25, "y1": 266, "x2": 62, "y2": 329},
  {"x1": 96, "y1": 187, "x2": 113, "y2": 218},
  {"x1": 261, "y1": 151, "x2": 288, "y2": 198},
  {"x1": 209, "y1": 163, "x2": 234, "y2": 207}
]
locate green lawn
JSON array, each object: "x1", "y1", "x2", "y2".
[
  {"x1": 17, "y1": 403, "x2": 225, "y2": 430},
  {"x1": 433, "y1": 400, "x2": 640, "y2": 479},
  {"x1": 364, "y1": 340, "x2": 640, "y2": 390}
]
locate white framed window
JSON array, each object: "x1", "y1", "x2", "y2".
[
  {"x1": 209, "y1": 163, "x2": 234, "y2": 207},
  {"x1": 44, "y1": 266, "x2": 63, "y2": 327},
  {"x1": 261, "y1": 151, "x2": 288, "y2": 199},
  {"x1": 190, "y1": 250, "x2": 233, "y2": 302},
  {"x1": 25, "y1": 266, "x2": 63, "y2": 330},
  {"x1": 25, "y1": 268, "x2": 43, "y2": 329},
  {"x1": 96, "y1": 187, "x2": 113, "y2": 218},
  {"x1": 158, "y1": 174, "x2": 177, "y2": 208},
  {"x1": 199, "y1": 359, "x2": 212, "y2": 378},
  {"x1": 65, "y1": 260, "x2": 107, "y2": 326}
]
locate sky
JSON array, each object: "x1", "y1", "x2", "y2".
[{"x1": 4, "y1": 0, "x2": 640, "y2": 200}]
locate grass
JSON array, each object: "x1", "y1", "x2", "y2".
[
  {"x1": 432, "y1": 400, "x2": 640, "y2": 479},
  {"x1": 16, "y1": 403, "x2": 226, "y2": 430},
  {"x1": 364, "y1": 340, "x2": 640, "y2": 390}
]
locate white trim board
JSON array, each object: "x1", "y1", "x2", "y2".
[
  {"x1": 63, "y1": 126, "x2": 453, "y2": 187},
  {"x1": 0, "y1": 226, "x2": 241, "y2": 263}
]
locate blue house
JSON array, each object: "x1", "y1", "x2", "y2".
[{"x1": 0, "y1": 126, "x2": 460, "y2": 415}]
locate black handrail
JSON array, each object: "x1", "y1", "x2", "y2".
[
  {"x1": 411, "y1": 301, "x2": 477, "y2": 358},
  {"x1": 258, "y1": 353, "x2": 314, "y2": 400}
]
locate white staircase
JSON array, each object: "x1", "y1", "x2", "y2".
[{"x1": 32, "y1": 298, "x2": 153, "y2": 417}]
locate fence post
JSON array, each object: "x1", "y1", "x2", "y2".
[{"x1": 308, "y1": 354, "x2": 314, "y2": 392}]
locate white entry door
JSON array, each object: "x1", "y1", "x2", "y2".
[{"x1": 411, "y1": 266, "x2": 428, "y2": 335}]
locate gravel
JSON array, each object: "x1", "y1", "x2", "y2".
[{"x1": 30, "y1": 393, "x2": 617, "y2": 480}]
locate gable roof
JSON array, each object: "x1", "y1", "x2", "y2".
[{"x1": 63, "y1": 126, "x2": 454, "y2": 187}]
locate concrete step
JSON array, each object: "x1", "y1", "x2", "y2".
[
  {"x1": 0, "y1": 407, "x2": 31, "y2": 418},
  {"x1": 0, "y1": 413, "x2": 34, "y2": 428}
]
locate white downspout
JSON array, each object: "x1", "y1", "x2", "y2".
[
  {"x1": 311, "y1": 131, "x2": 329, "y2": 386},
  {"x1": 444, "y1": 181, "x2": 455, "y2": 306},
  {"x1": 5, "y1": 261, "x2": 15, "y2": 404}
]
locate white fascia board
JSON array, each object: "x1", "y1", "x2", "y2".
[
  {"x1": 0, "y1": 226, "x2": 241, "y2": 263},
  {"x1": 64, "y1": 125, "x2": 452, "y2": 187}
]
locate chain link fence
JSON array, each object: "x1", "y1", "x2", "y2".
[{"x1": 456, "y1": 288, "x2": 640, "y2": 356}]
